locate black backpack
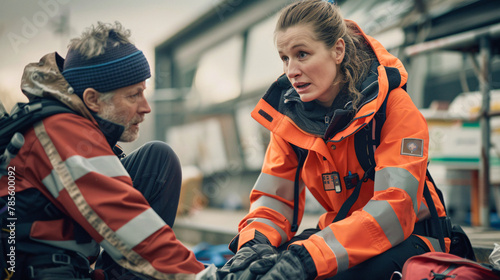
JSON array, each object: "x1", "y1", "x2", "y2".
[{"x1": 0, "y1": 98, "x2": 74, "y2": 170}]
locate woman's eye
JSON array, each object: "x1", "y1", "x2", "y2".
[
  {"x1": 298, "y1": 52, "x2": 308, "y2": 59},
  {"x1": 281, "y1": 56, "x2": 289, "y2": 62}
]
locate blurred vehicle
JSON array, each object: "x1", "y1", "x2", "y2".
[{"x1": 192, "y1": 242, "x2": 235, "y2": 268}]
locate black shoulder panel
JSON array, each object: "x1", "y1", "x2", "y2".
[{"x1": 384, "y1": 66, "x2": 401, "y2": 93}]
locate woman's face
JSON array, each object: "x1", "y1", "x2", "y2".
[{"x1": 276, "y1": 24, "x2": 345, "y2": 107}]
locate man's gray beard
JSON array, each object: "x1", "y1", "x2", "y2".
[{"x1": 98, "y1": 103, "x2": 139, "y2": 142}]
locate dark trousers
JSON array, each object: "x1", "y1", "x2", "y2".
[
  {"x1": 278, "y1": 228, "x2": 430, "y2": 280},
  {"x1": 96, "y1": 141, "x2": 183, "y2": 280}
]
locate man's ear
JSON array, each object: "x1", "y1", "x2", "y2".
[
  {"x1": 333, "y1": 38, "x2": 345, "y2": 65},
  {"x1": 82, "y1": 88, "x2": 101, "y2": 113}
]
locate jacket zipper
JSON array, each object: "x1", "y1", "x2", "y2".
[{"x1": 324, "y1": 84, "x2": 380, "y2": 142}]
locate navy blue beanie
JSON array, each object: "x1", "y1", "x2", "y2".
[{"x1": 62, "y1": 31, "x2": 151, "y2": 96}]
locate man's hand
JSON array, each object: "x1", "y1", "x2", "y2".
[{"x1": 218, "y1": 244, "x2": 277, "y2": 279}]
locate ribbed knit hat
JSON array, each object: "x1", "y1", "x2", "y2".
[{"x1": 62, "y1": 30, "x2": 151, "y2": 96}]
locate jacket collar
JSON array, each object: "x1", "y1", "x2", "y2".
[
  {"x1": 275, "y1": 60, "x2": 380, "y2": 140},
  {"x1": 91, "y1": 112, "x2": 125, "y2": 150}
]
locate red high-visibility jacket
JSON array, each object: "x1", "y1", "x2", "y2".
[
  {"x1": 0, "y1": 112, "x2": 204, "y2": 279},
  {"x1": 234, "y1": 20, "x2": 448, "y2": 279}
]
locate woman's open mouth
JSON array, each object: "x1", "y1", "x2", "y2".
[{"x1": 294, "y1": 83, "x2": 311, "y2": 93}]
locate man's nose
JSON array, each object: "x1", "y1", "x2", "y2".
[{"x1": 139, "y1": 97, "x2": 151, "y2": 114}]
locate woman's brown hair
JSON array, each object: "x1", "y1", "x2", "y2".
[{"x1": 275, "y1": 0, "x2": 375, "y2": 108}]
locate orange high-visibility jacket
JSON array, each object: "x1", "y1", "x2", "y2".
[
  {"x1": 235, "y1": 20, "x2": 448, "y2": 279},
  {"x1": 0, "y1": 112, "x2": 204, "y2": 278}
]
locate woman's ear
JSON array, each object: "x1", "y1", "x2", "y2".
[
  {"x1": 82, "y1": 88, "x2": 101, "y2": 113},
  {"x1": 333, "y1": 38, "x2": 345, "y2": 65}
]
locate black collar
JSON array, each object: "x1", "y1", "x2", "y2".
[{"x1": 91, "y1": 112, "x2": 125, "y2": 150}]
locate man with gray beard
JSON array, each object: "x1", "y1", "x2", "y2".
[{"x1": 0, "y1": 21, "x2": 205, "y2": 280}]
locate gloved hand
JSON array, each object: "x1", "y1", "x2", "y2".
[
  {"x1": 195, "y1": 264, "x2": 218, "y2": 280},
  {"x1": 218, "y1": 243, "x2": 277, "y2": 279},
  {"x1": 233, "y1": 245, "x2": 317, "y2": 280}
]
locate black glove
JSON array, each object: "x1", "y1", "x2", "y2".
[
  {"x1": 218, "y1": 244, "x2": 277, "y2": 279},
  {"x1": 239, "y1": 245, "x2": 317, "y2": 280}
]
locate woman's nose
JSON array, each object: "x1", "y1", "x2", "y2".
[{"x1": 286, "y1": 60, "x2": 301, "y2": 79}]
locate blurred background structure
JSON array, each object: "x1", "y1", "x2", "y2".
[{"x1": 1, "y1": 0, "x2": 500, "y2": 253}]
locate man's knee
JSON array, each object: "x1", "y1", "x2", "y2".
[
  {"x1": 122, "y1": 141, "x2": 182, "y2": 225},
  {"x1": 137, "y1": 141, "x2": 181, "y2": 168},
  {"x1": 140, "y1": 141, "x2": 177, "y2": 158},
  {"x1": 123, "y1": 140, "x2": 182, "y2": 185}
]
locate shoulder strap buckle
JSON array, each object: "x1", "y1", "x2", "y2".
[{"x1": 52, "y1": 253, "x2": 71, "y2": 265}]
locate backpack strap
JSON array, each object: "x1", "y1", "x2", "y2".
[
  {"x1": 353, "y1": 90, "x2": 389, "y2": 181},
  {"x1": 419, "y1": 171, "x2": 476, "y2": 260},
  {"x1": 353, "y1": 66, "x2": 401, "y2": 180},
  {"x1": 351, "y1": 87, "x2": 450, "y2": 252},
  {"x1": 332, "y1": 164, "x2": 375, "y2": 223},
  {"x1": 331, "y1": 89, "x2": 391, "y2": 220},
  {"x1": 422, "y1": 171, "x2": 447, "y2": 252},
  {"x1": 290, "y1": 143, "x2": 308, "y2": 232}
]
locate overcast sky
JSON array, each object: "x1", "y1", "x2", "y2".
[{"x1": 0, "y1": 0, "x2": 217, "y2": 108}]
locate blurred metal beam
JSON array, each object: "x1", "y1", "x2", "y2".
[
  {"x1": 157, "y1": 0, "x2": 289, "y2": 67},
  {"x1": 404, "y1": 22, "x2": 500, "y2": 56}
]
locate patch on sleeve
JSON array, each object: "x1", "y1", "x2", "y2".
[{"x1": 401, "y1": 138, "x2": 424, "y2": 157}]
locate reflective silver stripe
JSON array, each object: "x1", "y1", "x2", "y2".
[
  {"x1": 116, "y1": 208, "x2": 166, "y2": 249},
  {"x1": 250, "y1": 218, "x2": 288, "y2": 245},
  {"x1": 101, "y1": 239, "x2": 125, "y2": 261},
  {"x1": 35, "y1": 122, "x2": 167, "y2": 277},
  {"x1": 42, "y1": 170, "x2": 64, "y2": 198},
  {"x1": 66, "y1": 155, "x2": 129, "y2": 180},
  {"x1": 250, "y1": 196, "x2": 294, "y2": 224},
  {"x1": 374, "y1": 167, "x2": 419, "y2": 214},
  {"x1": 426, "y1": 237, "x2": 443, "y2": 252},
  {"x1": 253, "y1": 172, "x2": 303, "y2": 201},
  {"x1": 363, "y1": 200, "x2": 405, "y2": 246},
  {"x1": 315, "y1": 227, "x2": 349, "y2": 273},
  {"x1": 42, "y1": 155, "x2": 129, "y2": 198},
  {"x1": 32, "y1": 238, "x2": 100, "y2": 257},
  {"x1": 417, "y1": 201, "x2": 430, "y2": 220}
]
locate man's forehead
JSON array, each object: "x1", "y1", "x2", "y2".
[{"x1": 117, "y1": 81, "x2": 147, "y2": 94}]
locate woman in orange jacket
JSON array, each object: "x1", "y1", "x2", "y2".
[{"x1": 221, "y1": 1, "x2": 450, "y2": 279}]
